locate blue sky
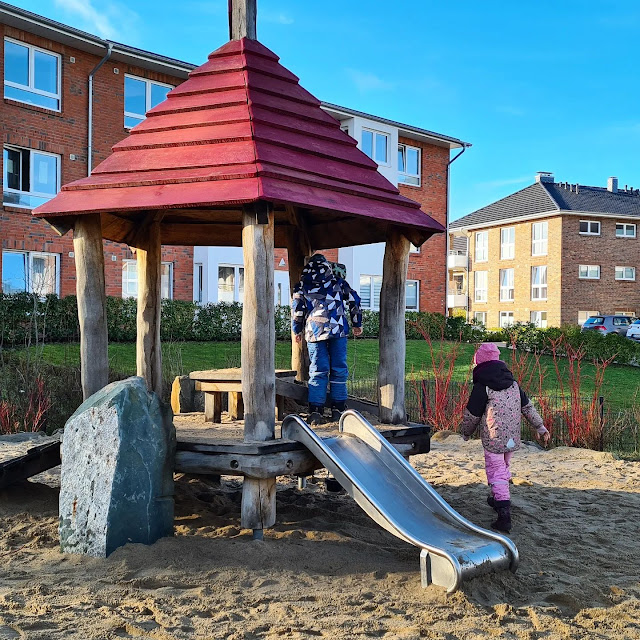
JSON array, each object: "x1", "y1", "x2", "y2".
[{"x1": 12, "y1": 0, "x2": 640, "y2": 220}]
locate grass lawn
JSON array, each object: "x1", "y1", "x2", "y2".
[{"x1": 33, "y1": 339, "x2": 640, "y2": 408}]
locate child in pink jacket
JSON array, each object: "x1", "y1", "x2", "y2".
[{"x1": 460, "y1": 343, "x2": 550, "y2": 533}]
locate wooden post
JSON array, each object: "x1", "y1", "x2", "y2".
[
  {"x1": 73, "y1": 214, "x2": 109, "y2": 400},
  {"x1": 286, "y1": 209, "x2": 312, "y2": 382},
  {"x1": 241, "y1": 204, "x2": 276, "y2": 535},
  {"x1": 378, "y1": 229, "x2": 410, "y2": 424},
  {"x1": 229, "y1": 0, "x2": 257, "y2": 40},
  {"x1": 136, "y1": 218, "x2": 163, "y2": 396}
]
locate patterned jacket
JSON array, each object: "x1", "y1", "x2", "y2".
[
  {"x1": 291, "y1": 254, "x2": 362, "y2": 343},
  {"x1": 460, "y1": 360, "x2": 546, "y2": 454}
]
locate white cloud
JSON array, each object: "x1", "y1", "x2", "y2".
[
  {"x1": 53, "y1": 0, "x2": 140, "y2": 42},
  {"x1": 345, "y1": 68, "x2": 394, "y2": 93}
]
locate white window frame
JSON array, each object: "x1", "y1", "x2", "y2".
[
  {"x1": 397, "y1": 143, "x2": 421, "y2": 186},
  {"x1": 474, "y1": 270, "x2": 487, "y2": 303},
  {"x1": 616, "y1": 223, "x2": 636, "y2": 238},
  {"x1": 475, "y1": 231, "x2": 488, "y2": 263},
  {"x1": 615, "y1": 266, "x2": 636, "y2": 281},
  {"x1": 578, "y1": 264, "x2": 600, "y2": 279},
  {"x1": 473, "y1": 311, "x2": 486, "y2": 326},
  {"x1": 579, "y1": 220, "x2": 601, "y2": 236},
  {"x1": 499, "y1": 311, "x2": 514, "y2": 328},
  {"x1": 500, "y1": 227, "x2": 515, "y2": 260},
  {"x1": 4, "y1": 37, "x2": 61, "y2": 112},
  {"x1": 530, "y1": 311, "x2": 547, "y2": 328},
  {"x1": 499, "y1": 268, "x2": 514, "y2": 302},
  {"x1": 361, "y1": 128, "x2": 390, "y2": 166},
  {"x1": 405, "y1": 279, "x2": 419, "y2": 311},
  {"x1": 122, "y1": 259, "x2": 174, "y2": 299},
  {"x1": 359, "y1": 274, "x2": 382, "y2": 310},
  {"x1": 217, "y1": 263, "x2": 245, "y2": 303},
  {"x1": 578, "y1": 310, "x2": 599, "y2": 325},
  {"x1": 531, "y1": 265, "x2": 547, "y2": 301},
  {"x1": 531, "y1": 221, "x2": 548, "y2": 256},
  {"x1": 1, "y1": 249, "x2": 60, "y2": 295},
  {"x1": 124, "y1": 74, "x2": 174, "y2": 128},
  {"x1": 3, "y1": 145, "x2": 61, "y2": 209}
]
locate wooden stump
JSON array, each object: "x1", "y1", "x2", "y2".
[
  {"x1": 135, "y1": 218, "x2": 162, "y2": 396},
  {"x1": 73, "y1": 214, "x2": 109, "y2": 400},
  {"x1": 241, "y1": 204, "x2": 276, "y2": 533},
  {"x1": 204, "y1": 392, "x2": 223, "y2": 423},
  {"x1": 229, "y1": 391, "x2": 244, "y2": 420},
  {"x1": 378, "y1": 229, "x2": 410, "y2": 424}
]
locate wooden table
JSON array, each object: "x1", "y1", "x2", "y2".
[{"x1": 190, "y1": 368, "x2": 297, "y2": 423}]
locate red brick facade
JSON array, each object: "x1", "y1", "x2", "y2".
[{"x1": 0, "y1": 26, "x2": 193, "y2": 300}]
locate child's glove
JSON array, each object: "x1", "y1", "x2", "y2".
[{"x1": 536, "y1": 426, "x2": 550, "y2": 446}]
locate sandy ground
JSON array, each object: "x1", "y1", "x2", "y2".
[{"x1": 0, "y1": 421, "x2": 639, "y2": 640}]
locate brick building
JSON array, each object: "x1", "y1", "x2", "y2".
[
  {"x1": 449, "y1": 172, "x2": 640, "y2": 327},
  {"x1": 0, "y1": 3, "x2": 194, "y2": 300}
]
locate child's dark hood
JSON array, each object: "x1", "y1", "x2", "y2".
[
  {"x1": 472, "y1": 360, "x2": 515, "y2": 390},
  {"x1": 300, "y1": 254, "x2": 336, "y2": 290}
]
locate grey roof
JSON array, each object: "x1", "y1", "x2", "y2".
[
  {"x1": 451, "y1": 180, "x2": 640, "y2": 229},
  {"x1": 451, "y1": 236, "x2": 468, "y2": 252}
]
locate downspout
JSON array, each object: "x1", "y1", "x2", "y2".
[
  {"x1": 88, "y1": 43, "x2": 113, "y2": 176},
  {"x1": 445, "y1": 143, "x2": 469, "y2": 318}
]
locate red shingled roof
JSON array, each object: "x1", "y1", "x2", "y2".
[{"x1": 33, "y1": 38, "x2": 444, "y2": 246}]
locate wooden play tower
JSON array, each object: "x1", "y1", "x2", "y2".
[{"x1": 33, "y1": 0, "x2": 444, "y2": 536}]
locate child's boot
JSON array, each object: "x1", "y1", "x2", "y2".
[
  {"x1": 491, "y1": 500, "x2": 511, "y2": 533},
  {"x1": 331, "y1": 401, "x2": 346, "y2": 422},
  {"x1": 308, "y1": 405, "x2": 325, "y2": 425},
  {"x1": 487, "y1": 494, "x2": 497, "y2": 511}
]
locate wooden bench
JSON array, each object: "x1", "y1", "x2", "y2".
[{"x1": 190, "y1": 368, "x2": 297, "y2": 422}]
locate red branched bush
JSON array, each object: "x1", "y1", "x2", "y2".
[{"x1": 0, "y1": 375, "x2": 51, "y2": 435}]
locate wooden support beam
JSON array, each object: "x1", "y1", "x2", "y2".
[
  {"x1": 73, "y1": 214, "x2": 109, "y2": 400},
  {"x1": 229, "y1": 391, "x2": 244, "y2": 420},
  {"x1": 241, "y1": 204, "x2": 276, "y2": 533},
  {"x1": 229, "y1": 0, "x2": 257, "y2": 40},
  {"x1": 204, "y1": 392, "x2": 223, "y2": 423},
  {"x1": 378, "y1": 229, "x2": 411, "y2": 424},
  {"x1": 286, "y1": 207, "x2": 312, "y2": 382},
  {"x1": 136, "y1": 217, "x2": 163, "y2": 396}
]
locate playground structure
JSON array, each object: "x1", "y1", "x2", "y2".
[{"x1": 28, "y1": 0, "x2": 518, "y2": 589}]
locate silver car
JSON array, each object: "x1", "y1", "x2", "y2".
[
  {"x1": 626, "y1": 319, "x2": 640, "y2": 341},
  {"x1": 581, "y1": 315, "x2": 632, "y2": 336}
]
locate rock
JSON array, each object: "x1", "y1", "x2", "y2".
[
  {"x1": 59, "y1": 377, "x2": 175, "y2": 557},
  {"x1": 170, "y1": 375, "x2": 204, "y2": 413}
]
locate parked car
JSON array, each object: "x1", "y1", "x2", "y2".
[
  {"x1": 626, "y1": 318, "x2": 640, "y2": 341},
  {"x1": 581, "y1": 315, "x2": 633, "y2": 336}
]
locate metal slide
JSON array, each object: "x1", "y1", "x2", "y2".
[{"x1": 281, "y1": 410, "x2": 519, "y2": 593}]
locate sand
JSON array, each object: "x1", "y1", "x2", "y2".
[{"x1": 0, "y1": 423, "x2": 639, "y2": 640}]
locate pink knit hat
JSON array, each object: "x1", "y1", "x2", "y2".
[{"x1": 473, "y1": 343, "x2": 501, "y2": 365}]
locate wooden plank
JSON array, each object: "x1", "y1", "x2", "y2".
[
  {"x1": 196, "y1": 381, "x2": 243, "y2": 393},
  {"x1": 73, "y1": 214, "x2": 109, "y2": 400},
  {"x1": 0, "y1": 441, "x2": 61, "y2": 490},
  {"x1": 241, "y1": 205, "x2": 276, "y2": 533},
  {"x1": 229, "y1": 391, "x2": 244, "y2": 421},
  {"x1": 274, "y1": 377, "x2": 308, "y2": 403},
  {"x1": 135, "y1": 216, "x2": 163, "y2": 395},
  {"x1": 276, "y1": 395, "x2": 285, "y2": 421},
  {"x1": 190, "y1": 368, "x2": 295, "y2": 381},
  {"x1": 204, "y1": 392, "x2": 223, "y2": 423},
  {"x1": 378, "y1": 228, "x2": 410, "y2": 424}
]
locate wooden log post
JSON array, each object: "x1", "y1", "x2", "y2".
[
  {"x1": 136, "y1": 217, "x2": 163, "y2": 396},
  {"x1": 73, "y1": 214, "x2": 109, "y2": 400},
  {"x1": 378, "y1": 229, "x2": 411, "y2": 424},
  {"x1": 229, "y1": 0, "x2": 257, "y2": 40},
  {"x1": 241, "y1": 203, "x2": 276, "y2": 536},
  {"x1": 286, "y1": 208, "x2": 312, "y2": 382}
]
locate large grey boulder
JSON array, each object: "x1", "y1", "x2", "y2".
[{"x1": 59, "y1": 377, "x2": 175, "y2": 557}]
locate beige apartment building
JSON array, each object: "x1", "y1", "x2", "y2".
[{"x1": 449, "y1": 172, "x2": 640, "y2": 328}]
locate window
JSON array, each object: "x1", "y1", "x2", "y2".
[
  {"x1": 475, "y1": 231, "x2": 488, "y2": 263},
  {"x1": 398, "y1": 144, "x2": 420, "y2": 186},
  {"x1": 474, "y1": 271, "x2": 487, "y2": 302},
  {"x1": 615, "y1": 310, "x2": 635, "y2": 317},
  {"x1": 615, "y1": 266, "x2": 636, "y2": 281},
  {"x1": 579, "y1": 220, "x2": 600, "y2": 235},
  {"x1": 500, "y1": 227, "x2": 515, "y2": 260},
  {"x1": 361, "y1": 129, "x2": 389, "y2": 165},
  {"x1": 578, "y1": 265, "x2": 600, "y2": 279},
  {"x1": 616, "y1": 223, "x2": 636, "y2": 238},
  {"x1": 4, "y1": 38, "x2": 60, "y2": 110},
  {"x1": 409, "y1": 243, "x2": 420, "y2": 253},
  {"x1": 1, "y1": 250, "x2": 59, "y2": 295},
  {"x1": 195, "y1": 263, "x2": 203, "y2": 304},
  {"x1": 499, "y1": 311, "x2": 514, "y2": 328},
  {"x1": 359, "y1": 275, "x2": 381, "y2": 310},
  {"x1": 3, "y1": 146, "x2": 60, "y2": 209},
  {"x1": 532, "y1": 221, "x2": 548, "y2": 256},
  {"x1": 473, "y1": 311, "x2": 486, "y2": 326},
  {"x1": 578, "y1": 310, "x2": 599, "y2": 325},
  {"x1": 406, "y1": 280, "x2": 419, "y2": 310},
  {"x1": 218, "y1": 264, "x2": 244, "y2": 303},
  {"x1": 530, "y1": 311, "x2": 547, "y2": 328},
  {"x1": 531, "y1": 265, "x2": 547, "y2": 300},
  {"x1": 122, "y1": 260, "x2": 173, "y2": 299},
  {"x1": 124, "y1": 75, "x2": 173, "y2": 128},
  {"x1": 499, "y1": 268, "x2": 514, "y2": 301}
]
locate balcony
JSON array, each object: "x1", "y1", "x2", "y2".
[
  {"x1": 447, "y1": 293, "x2": 467, "y2": 308},
  {"x1": 448, "y1": 251, "x2": 468, "y2": 270}
]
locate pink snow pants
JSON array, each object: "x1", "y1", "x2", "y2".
[{"x1": 484, "y1": 450, "x2": 514, "y2": 501}]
